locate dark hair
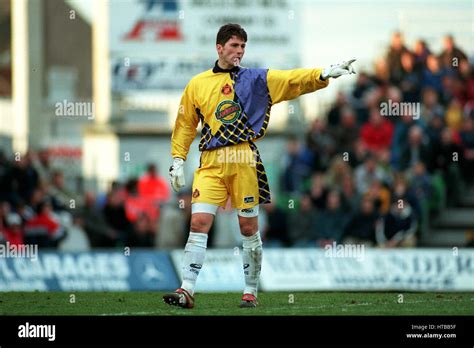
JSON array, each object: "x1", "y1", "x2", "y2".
[
  {"x1": 36, "y1": 199, "x2": 52, "y2": 214},
  {"x1": 125, "y1": 178, "x2": 138, "y2": 194},
  {"x1": 216, "y1": 23, "x2": 247, "y2": 46}
]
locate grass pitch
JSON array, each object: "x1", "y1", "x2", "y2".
[{"x1": 0, "y1": 291, "x2": 473, "y2": 316}]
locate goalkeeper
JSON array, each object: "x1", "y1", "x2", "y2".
[{"x1": 164, "y1": 23, "x2": 356, "y2": 309}]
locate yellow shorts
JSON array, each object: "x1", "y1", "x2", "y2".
[{"x1": 191, "y1": 141, "x2": 270, "y2": 209}]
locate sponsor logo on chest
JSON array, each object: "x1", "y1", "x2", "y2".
[{"x1": 215, "y1": 100, "x2": 242, "y2": 124}]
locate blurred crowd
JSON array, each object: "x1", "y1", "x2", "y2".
[
  {"x1": 0, "y1": 33, "x2": 472, "y2": 250},
  {"x1": 270, "y1": 33, "x2": 473, "y2": 248},
  {"x1": 0, "y1": 149, "x2": 170, "y2": 250}
]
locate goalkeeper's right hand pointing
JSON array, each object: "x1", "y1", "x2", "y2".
[{"x1": 321, "y1": 59, "x2": 356, "y2": 80}]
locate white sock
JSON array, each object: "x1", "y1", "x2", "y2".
[
  {"x1": 181, "y1": 232, "x2": 208, "y2": 296},
  {"x1": 241, "y1": 231, "x2": 263, "y2": 297}
]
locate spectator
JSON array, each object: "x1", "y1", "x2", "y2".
[
  {"x1": 458, "y1": 60, "x2": 474, "y2": 106},
  {"x1": 440, "y1": 74, "x2": 457, "y2": 106},
  {"x1": 400, "y1": 51, "x2": 421, "y2": 102},
  {"x1": 10, "y1": 151, "x2": 39, "y2": 205},
  {"x1": 306, "y1": 118, "x2": 336, "y2": 172},
  {"x1": 74, "y1": 192, "x2": 118, "y2": 247},
  {"x1": 354, "y1": 153, "x2": 388, "y2": 195},
  {"x1": 15, "y1": 199, "x2": 35, "y2": 223},
  {"x1": 261, "y1": 201, "x2": 290, "y2": 247},
  {"x1": 103, "y1": 186, "x2": 133, "y2": 246},
  {"x1": 413, "y1": 39, "x2": 431, "y2": 73},
  {"x1": 348, "y1": 139, "x2": 367, "y2": 169},
  {"x1": 428, "y1": 123, "x2": 464, "y2": 211},
  {"x1": 376, "y1": 200, "x2": 418, "y2": 248},
  {"x1": 131, "y1": 213, "x2": 155, "y2": 247},
  {"x1": 360, "y1": 107, "x2": 394, "y2": 155},
  {"x1": 327, "y1": 92, "x2": 349, "y2": 127},
  {"x1": 343, "y1": 194, "x2": 378, "y2": 246},
  {"x1": 392, "y1": 174, "x2": 422, "y2": 220},
  {"x1": 422, "y1": 55, "x2": 448, "y2": 95},
  {"x1": 377, "y1": 148, "x2": 394, "y2": 187},
  {"x1": 289, "y1": 194, "x2": 317, "y2": 246},
  {"x1": 0, "y1": 150, "x2": 13, "y2": 203},
  {"x1": 386, "y1": 31, "x2": 409, "y2": 85},
  {"x1": 310, "y1": 189, "x2": 350, "y2": 246},
  {"x1": 438, "y1": 35, "x2": 468, "y2": 74},
  {"x1": 325, "y1": 156, "x2": 353, "y2": 190},
  {"x1": 374, "y1": 57, "x2": 390, "y2": 83},
  {"x1": 124, "y1": 179, "x2": 156, "y2": 247},
  {"x1": 308, "y1": 172, "x2": 328, "y2": 210},
  {"x1": 366, "y1": 179, "x2": 391, "y2": 215},
  {"x1": 32, "y1": 148, "x2": 55, "y2": 186},
  {"x1": 426, "y1": 114, "x2": 445, "y2": 153},
  {"x1": 399, "y1": 125, "x2": 432, "y2": 171},
  {"x1": 138, "y1": 163, "x2": 170, "y2": 202},
  {"x1": 2, "y1": 213, "x2": 24, "y2": 245},
  {"x1": 340, "y1": 174, "x2": 360, "y2": 213},
  {"x1": 24, "y1": 200, "x2": 65, "y2": 248},
  {"x1": 407, "y1": 161, "x2": 432, "y2": 203},
  {"x1": 281, "y1": 137, "x2": 313, "y2": 193},
  {"x1": 445, "y1": 98, "x2": 464, "y2": 130},
  {"x1": 49, "y1": 170, "x2": 80, "y2": 211},
  {"x1": 460, "y1": 117, "x2": 474, "y2": 184},
  {"x1": 420, "y1": 87, "x2": 445, "y2": 126},
  {"x1": 330, "y1": 106, "x2": 360, "y2": 155},
  {"x1": 0, "y1": 201, "x2": 10, "y2": 243},
  {"x1": 433, "y1": 127, "x2": 464, "y2": 177},
  {"x1": 350, "y1": 72, "x2": 376, "y2": 124},
  {"x1": 0, "y1": 200, "x2": 10, "y2": 228}
]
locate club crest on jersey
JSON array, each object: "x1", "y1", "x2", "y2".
[
  {"x1": 215, "y1": 100, "x2": 241, "y2": 124},
  {"x1": 193, "y1": 189, "x2": 200, "y2": 198},
  {"x1": 221, "y1": 83, "x2": 232, "y2": 95}
]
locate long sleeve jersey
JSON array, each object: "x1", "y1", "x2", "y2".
[{"x1": 171, "y1": 61, "x2": 329, "y2": 160}]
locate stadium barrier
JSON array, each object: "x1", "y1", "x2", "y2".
[
  {"x1": 260, "y1": 248, "x2": 474, "y2": 291},
  {"x1": 1, "y1": 248, "x2": 473, "y2": 292},
  {"x1": 0, "y1": 250, "x2": 179, "y2": 291}
]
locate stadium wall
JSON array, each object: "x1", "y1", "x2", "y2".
[{"x1": 1, "y1": 248, "x2": 473, "y2": 292}]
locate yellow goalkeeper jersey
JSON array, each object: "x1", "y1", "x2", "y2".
[
  {"x1": 171, "y1": 61, "x2": 329, "y2": 206},
  {"x1": 171, "y1": 61, "x2": 329, "y2": 160}
]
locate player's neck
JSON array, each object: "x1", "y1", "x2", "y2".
[
  {"x1": 214, "y1": 59, "x2": 240, "y2": 74},
  {"x1": 217, "y1": 59, "x2": 234, "y2": 70}
]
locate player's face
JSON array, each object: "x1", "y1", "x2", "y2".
[{"x1": 217, "y1": 36, "x2": 246, "y2": 69}]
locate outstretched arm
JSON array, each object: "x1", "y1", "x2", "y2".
[
  {"x1": 267, "y1": 68, "x2": 329, "y2": 104},
  {"x1": 266, "y1": 59, "x2": 356, "y2": 104}
]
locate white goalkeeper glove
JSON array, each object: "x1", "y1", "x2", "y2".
[
  {"x1": 169, "y1": 158, "x2": 185, "y2": 192},
  {"x1": 321, "y1": 59, "x2": 356, "y2": 80}
]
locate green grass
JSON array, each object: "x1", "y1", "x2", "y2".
[{"x1": 0, "y1": 292, "x2": 473, "y2": 316}]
